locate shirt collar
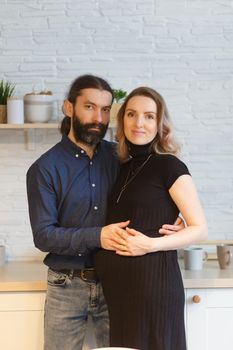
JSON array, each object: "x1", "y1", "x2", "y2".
[{"x1": 61, "y1": 134, "x2": 101, "y2": 158}]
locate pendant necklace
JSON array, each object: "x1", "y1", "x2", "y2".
[{"x1": 116, "y1": 153, "x2": 153, "y2": 203}]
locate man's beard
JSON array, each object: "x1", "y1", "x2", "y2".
[{"x1": 72, "y1": 113, "x2": 108, "y2": 146}]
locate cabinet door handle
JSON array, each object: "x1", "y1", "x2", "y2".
[{"x1": 192, "y1": 295, "x2": 201, "y2": 303}]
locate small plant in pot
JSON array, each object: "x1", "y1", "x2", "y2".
[
  {"x1": 109, "y1": 89, "x2": 127, "y2": 128},
  {"x1": 113, "y1": 89, "x2": 127, "y2": 104},
  {"x1": 24, "y1": 90, "x2": 54, "y2": 123},
  {"x1": 0, "y1": 80, "x2": 15, "y2": 123}
]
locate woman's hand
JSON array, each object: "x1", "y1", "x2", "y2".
[
  {"x1": 100, "y1": 220, "x2": 130, "y2": 250},
  {"x1": 114, "y1": 216, "x2": 186, "y2": 256},
  {"x1": 115, "y1": 227, "x2": 153, "y2": 256}
]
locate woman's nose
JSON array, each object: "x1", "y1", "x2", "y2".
[{"x1": 135, "y1": 115, "x2": 144, "y2": 127}]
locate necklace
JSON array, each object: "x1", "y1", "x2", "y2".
[{"x1": 116, "y1": 153, "x2": 153, "y2": 203}]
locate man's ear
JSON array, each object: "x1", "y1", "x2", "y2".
[{"x1": 63, "y1": 100, "x2": 73, "y2": 118}]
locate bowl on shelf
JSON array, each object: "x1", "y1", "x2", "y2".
[{"x1": 24, "y1": 93, "x2": 54, "y2": 123}]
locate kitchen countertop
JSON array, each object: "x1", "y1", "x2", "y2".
[
  {"x1": 0, "y1": 260, "x2": 233, "y2": 292},
  {"x1": 180, "y1": 260, "x2": 233, "y2": 288},
  {"x1": 0, "y1": 261, "x2": 47, "y2": 292}
]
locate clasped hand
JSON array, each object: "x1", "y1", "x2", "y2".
[{"x1": 100, "y1": 217, "x2": 185, "y2": 256}]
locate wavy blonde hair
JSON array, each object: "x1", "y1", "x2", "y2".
[{"x1": 116, "y1": 86, "x2": 180, "y2": 161}]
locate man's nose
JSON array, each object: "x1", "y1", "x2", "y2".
[{"x1": 93, "y1": 109, "x2": 103, "y2": 123}]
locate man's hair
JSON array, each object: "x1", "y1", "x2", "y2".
[{"x1": 60, "y1": 74, "x2": 113, "y2": 135}]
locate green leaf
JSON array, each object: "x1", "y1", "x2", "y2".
[
  {"x1": 0, "y1": 80, "x2": 15, "y2": 105},
  {"x1": 113, "y1": 89, "x2": 127, "y2": 103}
]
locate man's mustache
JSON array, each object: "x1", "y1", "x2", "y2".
[{"x1": 85, "y1": 123, "x2": 107, "y2": 132}]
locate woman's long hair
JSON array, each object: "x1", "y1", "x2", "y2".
[{"x1": 116, "y1": 86, "x2": 180, "y2": 161}]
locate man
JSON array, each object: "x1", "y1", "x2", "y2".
[{"x1": 27, "y1": 74, "x2": 183, "y2": 350}]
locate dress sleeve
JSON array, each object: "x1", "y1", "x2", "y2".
[{"x1": 163, "y1": 155, "x2": 191, "y2": 189}]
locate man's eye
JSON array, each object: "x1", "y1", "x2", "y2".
[
  {"x1": 103, "y1": 108, "x2": 110, "y2": 113},
  {"x1": 86, "y1": 105, "x2": 93, "y2": 110}
]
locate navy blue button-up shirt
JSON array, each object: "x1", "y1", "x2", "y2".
[{"x1": 26, "y1": 134, "x2": 119, "y2": 270}]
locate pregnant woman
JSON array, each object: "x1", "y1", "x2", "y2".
[{"x1": 96, "y1": 86, "x2": 208, "y2": 350}]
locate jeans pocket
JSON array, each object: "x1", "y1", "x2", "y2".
[{"x1": 47, "y1": 269, "x2": 70, "y2": 287}]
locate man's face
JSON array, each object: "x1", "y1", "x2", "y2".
[{"x1": 71, "y1": 88, "x2": 112, "y2": 146}]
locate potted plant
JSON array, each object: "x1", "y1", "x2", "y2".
[
  {"x1": 0, "y1": 80, "x2": 15, "y2": 123},
  {"x1": 109, "y1": 89, "x2": 127, "y2": 128},
  {"x1": 113, "y1": 89, "x2": 127, "y2": 104}
]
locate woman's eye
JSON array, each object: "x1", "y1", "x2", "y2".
[
  {"x1": 127, "y1": 112, "x2": 134, "y2": 117},
  {"x1": 146, "y1": 114, "x2": 155, "y2": 120}
]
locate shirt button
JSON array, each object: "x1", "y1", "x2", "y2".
[
  {"x1": 75, "y1": 154, "x2": 79, "y2": 158},
  {"x1": 94, "y1": 206, "x2": 98, "y2": 210},
  {"x1": 78, "y1": 253, "x2": 82, "y2": 257},
  {"x1": 92, "y1": 183, "x2": 96, "y2": 187},
  {"x1": 81, "y1": 150, "x2": 85, "y2": 154},
  {"x1": 90, "y1": 161, "x2": 93, "y2": 165}
]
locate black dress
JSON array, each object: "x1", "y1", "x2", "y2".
[{"x1": 96, "y1": 145, "x2": 190, "y2": 350}]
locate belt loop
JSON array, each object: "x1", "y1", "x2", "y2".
[{"x1": 69, "y1": 269, "x2": 74, "y2": 279}]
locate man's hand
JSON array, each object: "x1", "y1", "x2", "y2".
[
  {"x1": 159, "y1": 216, "x2": 185, "y2": 235},
  {"x1": 100, "y1": 220, "x2": 130, "y2": 250}
]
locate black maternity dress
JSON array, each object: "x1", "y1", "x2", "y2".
[{"x1": 96, "y1": 145, "x2": 190, "y2": 350}]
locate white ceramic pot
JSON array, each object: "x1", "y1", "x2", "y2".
[
  {"x1": 24, "y1": 94, "x2": 54, "y2": 123},
  {"x1": 7, "y1": 97, "x2": 24, "y2": 124}
]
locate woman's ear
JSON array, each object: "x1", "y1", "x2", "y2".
[{"x1": 63, "y1": 100, "x2": 73, "y2": 118}]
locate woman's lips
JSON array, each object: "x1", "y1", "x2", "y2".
[{"x1": 131, "y1": 130, "x2": 145, "y2": 136}]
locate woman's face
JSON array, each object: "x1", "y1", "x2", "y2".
[{"x1": 123, "y1": 95, "x2": 158, "y2": 145}]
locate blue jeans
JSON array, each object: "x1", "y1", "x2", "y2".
[{"x1": 44, "y1": 268, "x2": 109, "y2": 350}]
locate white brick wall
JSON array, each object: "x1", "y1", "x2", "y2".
[{"x1": 0, "y1": 0, "x2": 232, "y2": 260}]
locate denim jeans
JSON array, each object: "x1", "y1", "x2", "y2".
[{"x1": 44, "y1": 268, "x2": 109, "y2": 350}]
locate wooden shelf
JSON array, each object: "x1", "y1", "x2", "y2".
[
  {"x1": 0, "y1": 123, "x2": 60, "y2": 150},
  {"x1": 0, "y1": 123, "x2": 60, "y2": 129}
]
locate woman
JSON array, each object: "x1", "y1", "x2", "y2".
[{"x1": 96, "y1": 87, "x2": 208, "y2": 350}]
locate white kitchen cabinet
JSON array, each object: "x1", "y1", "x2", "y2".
[
  {"x1": 0, "y1": 292, "x2": 45, "y2": 350},
  {"x1": 0, "y1": 291, "x2": 96, "y2": 350},
  {"x1": 185, "y1": 288, "x2": 233, "y2": 350},
  {"x1": 1, "y1": 287, "x2": 233, "y2": 350}
]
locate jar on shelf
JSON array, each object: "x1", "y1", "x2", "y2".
[{"x1": 7, "y1": 96, "x2": 24, "y2": 124}]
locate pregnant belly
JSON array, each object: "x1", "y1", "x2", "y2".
[{"x1": 95, "y1": 249, "x2": 184, "y2": 305}]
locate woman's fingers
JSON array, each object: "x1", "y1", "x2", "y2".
[{"x1": 126, "y1": 227, "x2": 139, "y2": 236}]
